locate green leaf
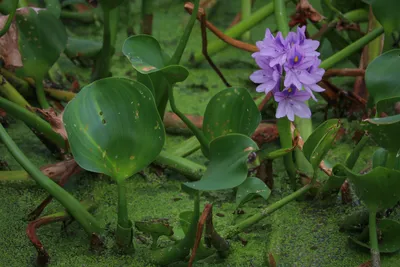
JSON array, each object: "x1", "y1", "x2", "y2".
[
  {"x1": 362, "y1": 114, "x2": 400, "y2": 153},
  {"x1": 334, "y1": 165, "x2": 400, "y2": 212},
  {"x1": 203, "y1": 87, "x2": 261, "y2": 141},
  {"x1": 64, "y1": 37, "x2": 102, "y2": 59},
  {"x1": 303, "y1": 119, "x2": 340, "y2": 170},
  {"x1": 99, "y1": 0, "x2": 125, "y2": 10},
  {"x1": 349, "y1": 219, "x2": 400, "y2": 253},
  {"x1": 365, "y1": 49, "x2": 400, "y2": 112},
  {"x1": 45, "y1": 0, "x2": 61, "y2": 18},
  {"x1": 236, "y1": 177, "x2": 271, "y2": 208},
  {"x1": 179, "y1": 211, "x2": 193, "y2": 235},
  {"x1": 370, "y1": 0, "x2": 400, "y2": 35},
  {"x1": 63, "y1": 77, "x2": 165, "y2": 181},
  {"x1": 184, "y1": 134, "x2": 258, "y2": 191},
  {"x1": 0, "y1": 0, "x2": 16, "y2": 14},
  {"x1": 15, "y1": 8, "x2": 67, "y2": 82},
  {"x1": 372, "y1": 148, "x2": 389, "y2": 169}
]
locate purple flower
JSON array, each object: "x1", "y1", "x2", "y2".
[
  {"x1": 274, "y1": 86, "x2": 311, "y2": 121},
  {"x1": 249, "y1": 64, "x2": 281, "y2": 94},
  {"x1": 284, "y1": 45, "x2": 317, "y2": 89},
  {"x1": 303, "y1": 58, "x2": 325, "y2": 100},
  {"x1": 258, "y1": 29, "x2": 288, "y2": 67}
]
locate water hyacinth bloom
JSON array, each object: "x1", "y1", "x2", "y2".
[
  {"x1": 250, "y1": 26, "x2": 324, "y2": 121},
  {"x1": 275, "y1": 86, "x2": 311, "y2": 121}
]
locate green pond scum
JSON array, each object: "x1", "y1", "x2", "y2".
[{"x1": 1, "y1": 0, "x2": 400, "y2": 266}]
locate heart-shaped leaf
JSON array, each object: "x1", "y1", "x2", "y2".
[
  {"x1": 366, "y1": 49, "x2": 400, "y2": 112},
  {"x1": 236, "y1": 177, "x2": 271, "y2": 208},
  {"x1": 303, "y1": 119, "x2": 340, "y2": 170},
  {"x1": 184, "y1": 134, "x2": 258, "y2": 191},
  {"x1": 15, "y1": 8, "x2": 67, "y2": 82},
  {"x1": 122, "y1": 35, "x2": 189, "y2": 115},
  {"x1": 63, "y1": 77, "x2": 165, "y2": 181},
  {"x1": 370, "y1": 0, "x2": 400, "y2": 36},
  {"x1": 203, "y1": 87, "x2": 261, "y2": 141},
  {"x1": 334, "y1": 165, "x2": 400, "y2": 212},
  {"x1": 362, "y1": 114, "x2": 400, "y2": 153},
  {"x1": 349, "y1": 219, "x2": 400, "y2": 253}
]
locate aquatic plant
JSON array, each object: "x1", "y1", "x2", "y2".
[{"x1": 0, "y1": 0, "x2": 400, "y2": 266}]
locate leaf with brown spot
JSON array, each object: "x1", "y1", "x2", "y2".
[
  {"x1": 36, "y1": 108, "x2": 69, "y2": 147},
  {"x1": 289, "y1": 0, "x2": 324, "y2": 27},
  {"x1": 40, "y1": 159, "x2": 79, "y2": 179}
]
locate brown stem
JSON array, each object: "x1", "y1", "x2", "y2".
[
  {"x1": 199, "y1": 6, "x2": 231, "y2": 87},
  {"x1": 188, "y1": 204, "x2": 212, "y2": 267},
  {"x1": 184, "y1": 3, "x2": 258, "y2": 52},
  {"x1": 205, "y1": 204, "x2": 229, "y2": 257},
  {"x1": 28, "y1": 161, "x2": 80, "y2": 220},
  {"x1": 257, "y1": 92, "x2": 272, "y2": 111},
  {"x1": 141, "y1": 15, "x2": 153, "y2": 35},
  {"x1": 323, "y1": 68, "x2": 365, "y2": 78},
  {"x1": 26, "y1": 214, "x2": 69, "y2": 266}
]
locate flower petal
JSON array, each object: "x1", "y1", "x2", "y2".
[
  {"x1": 291, "y1": 100, "x2": 311, "y2": 118},
  {"x1": 276, "y1": 100, "x2": 288, "y2": 118}
]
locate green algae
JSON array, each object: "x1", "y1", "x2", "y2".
[{"x1": 1, "y1": 0, "x2": 400, "y2": 266}]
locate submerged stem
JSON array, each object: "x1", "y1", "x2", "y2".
[{"x1": 369, "y1": 211, "x2": 381, "y2": 267}]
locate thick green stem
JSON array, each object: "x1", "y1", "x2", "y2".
[
  {"x1": 0, "y1": 124, "x2": 102, "y2": 234},
  {"x1": 117, "y1": 179, "x2": 129, "y2": 228},
  {"x1": 35, "y1": 80, "x2": 50, "y2": 109},
  {"x1": 0, "y1": 170, "x2": 30, "y2": 182},
  {"x1": 277, "y1": 118, "x2": 297, "y2": 189},
  {"x1": 168, "y1": 85, "x2": 210, "y2": 155},
  {"x1": 274, "y1": 0, "x2": 289, "y2": 36},
  {"x1": 45, "y1": 88, "x2": 75, "y2": 102},
  {"x1": 225, "y1": 183, "x2": 312, "y2": 238},
  {"x1": 169, "y1": 0, "x2": 200, "y2": 65},
  {"x1": 155, "y1": 151, "x2": 205, "y2": 181},
  {"x1": 0, "y1": 75, "x2": 31, "y2": 107},
  {"x1": 0, "y1": 0, "x2": 18, "y2": 37},
  {"x1": 0, "y1": 68, "x2": 32, "y2": 98},
  {"x1": 91, "y1": 8, "x2": 112, "y2": 81},
  {"x1": 320, "y1": 27, "x2": 384, "y2": 70},
  {"x1": 192, "y1": 1, "x2": 281, "y2": 64},
  {"x1": 141, "y1": 0, "x2": 153, "y2": 35},
  {"x1": 115, "y1": 178, "x2": 134, "y2": 251},
  {"x1": 241, "y1": 0, "x2": 251, "y2": 40},
  {"x1": 369, "y1": 211, "x2": 381, "y2": 267},
  {"x1": 169, "y1": 136, "x2": 201, "y2": 157},
  {"x1": 345, "y1": 134, "x2": 369, "y2": 169},
  {"x1": 0, "y1": 97, "x2": 65, "y2": 149}
]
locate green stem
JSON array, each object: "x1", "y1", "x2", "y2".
[
  {"x1": 141, "y1": 0, "x2": 153, "y2": 34},
  {"x1": 18, "y1": 0, "x2": 28, "y2": 7},
  {"x1": 117, "y1": 179, "x2": 129, "y2": 228},
  {"x1": 0, "y1": 97, "x2": 66, "y2": 149},
  {"x1": 91, "y1": 8, "x2": 112, "y2": 81},
  {"x1": 0, "y1": 97, "x2": 65, "y2": 149},
  {"x1": 35, "y1": 80, "x2": 50, "y2": 109},
  {"x1": 320, "y1": 27, "x2": 384, "y2": 70},
  {"x1": 169, "y1": 0, "x2": 200, "y2": 65},
  {"x1": 225, "y1": 183, "x2": 313, "y2": 238},
  {"x1": 192, "y1": 1, "x2": 279, "y2": 64},
  {"x1": 369, "y1": 211, "x2": 381, "y2": 267},
  {"x1": 367, "y1": 11, "x2": 383, "y2": 65},
  {"x1": 0, "y1": 124, "x2": 102, "y2": 235},
  {"x1": 60, "y1": 10, "x2": 96, "y2": 23},
  {"x1": 0, "y1": 75, "x2": 31, "y2": 107},
  {"x1": 0, "y1": 0, "x2": 18, "y2": 37},
  {"x1": 345, "y1": 134, "x2": 369, "y2": 169},
  {"x1": 169, "y1": 136, "x2": 201, "y2": 157},
  {"x1": 155, "y1": 151, "x2": 205, "y2": 181},
  {"x1": 0, "y1": 68, "x2": 32, "y2": 98},
  {"x1": 44, "y1": 88, "x2": 75, "y2": 102},
  {"x1": 0, "y1": 170, "x2": 30, "y2": 182},
  {"x1": 274, "y1": 0, "x2": 289, "y2": 36},
  {"x1": 277, "y1": 118, "x2": 297, "y2": 189},
  {"x1": 168, "y1": 85, "x2": 210, "y2": 155},
  {"x1": 241, "y1": 0, "x2": 251, "y2": 40}
]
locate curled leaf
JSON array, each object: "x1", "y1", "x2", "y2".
[
  {"x1": 0, "y1": 14, "x2": 22, "y2": 68},
  {"x1": 289, "y1": 0, "x2": 324, "y2": 27}
]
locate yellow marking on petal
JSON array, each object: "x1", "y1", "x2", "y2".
[
  {"x1": 294, "y1": 56, "x2": 299, "y2": 63},
  {"x1": 288, "y1": 87, "x2": 293, "y2": 93}
]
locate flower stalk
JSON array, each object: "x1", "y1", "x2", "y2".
[
  {"x1": 115, "y1": 178, "x2": 134, "y2": 251},
  {"x1": 369, "y1": 211, "x2": 381, "y2": 267}
]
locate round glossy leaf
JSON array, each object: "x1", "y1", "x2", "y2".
[
  {"x1": 365, "y1": 50, "x2": 400, "y2": 112},
  {"x1": 303, "y1": 119, "x2": 340, "y2": 170},
  {"x1": 15, "y1": 8, "x2": 67, "y2": 81},
  {"x1": 184, "y1": 134, "x2": 258, "y2": 191},
  {"x1": 370, "y1": 0, "x2": 400, "y2": 35},
  {"x1": 349, "y1": 219, "x2": 400, "y2": 253},
  {"x1": 362, "y1": 114, "x2": 400, "y2": 153},
  {"x1": 236, "y1": 177, "x2": 271, "y2": 208},
  {"x1": 63, "y1": 77, "x2": 165, "y2": 181},
  {"x1": 203, "y1": 87, "x2": 261, "y2": 141},
  {"x1": 334, "y1": 165, "x2": 400, "y2": 212}
]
